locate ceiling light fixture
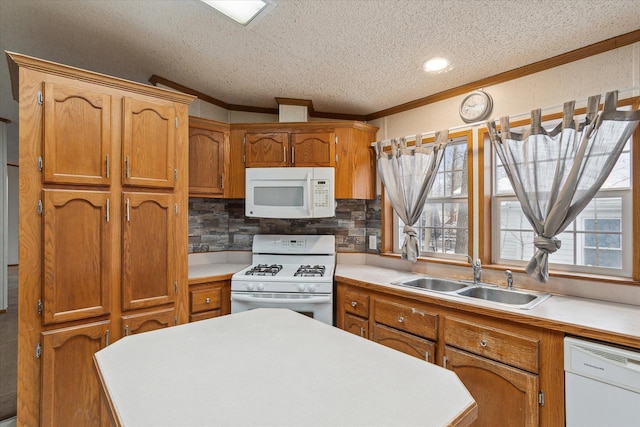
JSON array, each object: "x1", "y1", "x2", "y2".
[
  {"x1": 200, "y1": 0, "x2": 271, "y2": 26},
  {"x1": 423, "y1": 57, "x2": 451, "y2": 73}
]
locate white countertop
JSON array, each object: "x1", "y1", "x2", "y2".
[
  {"x1": 335, "y1": 264, "x2": 640, "y2": 348},
  {"x1": 94, "y1": 308, "x2": 476, "y2": 427}
]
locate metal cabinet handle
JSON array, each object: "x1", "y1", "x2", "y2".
[
  {"x1": 291, "y1": 147, "x2": 295, "y2": 164},
  {"x1": 480, "y1": 339, "x2": 488, "y2": 347},
  {"x1": 425, "y1": 351, "x2": 430, "y2": 362},
  {"x1": 125, "y1": 155, "x2": 130, "y2": 178},
  {"x1": 443, "y1": 355, "x2": 448, "y2": 369},
  {"x1": 351, "y1": 301, "x2": 357, "y2": 307},
  {"x1": 398, "y1": 316, "x2": 404, "y2": 323},
  {"x1": 360, "y1": 327, "x2": 365, "y2": 337},
  {"x1": 205, "y1": 297, "x2": 211, "y2": 304}
]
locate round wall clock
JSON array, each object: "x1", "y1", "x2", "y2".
[{"x1": 459, "y1": 91, "x2": 493, "y2": 123}]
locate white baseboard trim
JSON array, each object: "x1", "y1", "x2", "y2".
[{"x1": 0, "y1": 416, "x2": 17, "y2": 427}]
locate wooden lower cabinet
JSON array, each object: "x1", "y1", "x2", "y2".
[
  {"x1": 443, "y1": 346, "x2": 539, "y2": 427},
  {"x1": 335, "y1": 282, "x2": 565, "y2": 426},
  {"x1": 122, "y1": 307, "x2": 175, "y2": 336},
  {"x1": 373, "y1": 323, "x2": 435, "y2": 362},
  {"x1": 343, "y1": 313, "x2": 369, "y2": 338},
  {"x1": 188, "y1": 279, "x2": 231, "y2": 322},
  {"x1": 40, "y1": 321, "x2": 111, "y2": 427}
]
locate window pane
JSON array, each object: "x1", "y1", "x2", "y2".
[{"x1": 394, "y1": 137, "x2": 470, "y2": 257}]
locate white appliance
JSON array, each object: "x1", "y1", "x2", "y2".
[
  {"x1": 564, "y1": 336, "x2": 640, "y2": 426},
  {"x1": 245, "y1": 167, "x2": 335, "y2": 219},
  {"x1": 231, "y1": 235, "x2": 336, "y2": 325}
]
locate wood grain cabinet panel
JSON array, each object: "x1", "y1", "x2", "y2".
[
  {"x1": 42, "y1": 189, "x2": 112, "y2": 325},
  {"x1": 188, "y1": 280, "x2": 230, "y2": 322},
  {"x1": 121, "y1": 192, "x2": 176, "y2": 311},
  {"x1": 40, "y1": 321, "x2": 111, "y2": 427},
  {"x1": 444, "y1": 317, "x2": 540, "y2": 373},
  {"x1": 444, "y1": 346, "x2": 539, "y2": 427},
  {"x1": 189, "y1": 124, "x2": 225, "y2": 196},
  {"x1": 373, "y1": 323, "x2": 435, "y2": 362},
  {"x1": 42, "y1": 82, "x2": 112, "y2": 186},
  {"x1": 245, "y1": 132, "x2": 289, "y2": 167},
  {"x1": 343, "y1": 313, "x2": 369, "y2": 338},
  {"x1": 121, "y1": 307, "x2": 175, "y2": 336},
  {"x1": 373, "y1": 298, "x2": 438, "y2": 340},
  {"x1": 290, "y1": 130, "x2": 334, "y2": 167},
  {"x1": 122, "y1": 97, "x2": 176, "y2": 188},
  {"x1": 343, "y1": 288, "x2": 370, "y2": 318}
]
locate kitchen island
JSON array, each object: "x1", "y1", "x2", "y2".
[{"x1": 94, "y1": 308, "x2": 477, "y2": 426}]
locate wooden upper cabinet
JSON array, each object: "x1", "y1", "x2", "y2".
[
  {"x1": 40, "y1": 321, "x2": 111, "y2": 427},
  {"x1": 334, "y1": 126, "x2": 377, "y2": 199},
  {"x1": 290, "y1": 131, "x2": 335, "y2": 167},
  {"x1": 245, "y1": 132, "x2": 289, "y2": 167},
  {"x1": 189, "y1": 119, "x2": 226, "y2": 196},
  {"x1": 122, "y1": 97, "x2": 176, "y2": 188},
  {"x1": 121, "y1": 192, "x2": 175, "y2": 311},
  {"x1": 42, "y1": 82, "x2": 112, "y2": 186},
  {"x1": 42, "y1": 189, "x2": 112, "y2": 325}
]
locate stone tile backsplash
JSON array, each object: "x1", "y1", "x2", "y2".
[{"x1": 189, "y1": 198, "x2": 381, "y2": 254}]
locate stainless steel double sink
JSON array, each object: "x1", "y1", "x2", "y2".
[{"x1": 391, "y1": 276, "x2": 551, "y2": 310}]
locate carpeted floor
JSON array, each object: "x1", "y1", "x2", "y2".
[{"x1": 0, "y1": 266, "x2": 17, "y2": 421}]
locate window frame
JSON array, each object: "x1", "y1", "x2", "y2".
[
  {"x1": 381, "y1": 129, "x2": 474, "y2": 263},
  {"x1": 478, "y1": 96, "x2": 640, "y2": 283}
]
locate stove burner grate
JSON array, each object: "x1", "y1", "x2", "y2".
[
  {"x1": 245, "y1": 264, "x2": 283, "y2": 276},
  {"x1": 294, "y1": 264, "x2": 326, "y2": 277}
]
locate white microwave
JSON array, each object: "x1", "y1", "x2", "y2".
[{"x1": 245, "y1": 167, "x2": 335, "y2": 219}]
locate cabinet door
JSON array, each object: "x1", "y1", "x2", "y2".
[
  {"x1": 122, "y1": 97, "x2": 176, "y2": 188},
  {"x1": 245, "y1": 132, "x2": 289, "y2": 167},
  {"x1": 373, "y1": 323, "x2": 435, "y2": 363},
  {"x1": 334, "y1": 127, "x2": 376, "y2": 199},
  {"x1": 42, "y1": 82, "x2": 112, "y2": 186},
  {"x1": 343, "y1": 313, "x2": 369, "y2": 338},
  {"x1": 444, "y1": 346, "x2": 539, "y2": 427},
  {"x1": 189, "y1": 126, "x2": 225, "y2": 196},
  {"x1": 42, "y1": 189, "x2": 112, "y2": 325},
  {"x1": 122, "y1": 192, "x2": 175, "y2": 310},
  {"x1": 41, "y1": 321, "x2": 111, "y2": 427},
  {"x1": 290, "y1": 131, "x2": 335, "y2": 167},
  {"x1": 122, "y1": 307, "x2": 175, "y2": 336}
]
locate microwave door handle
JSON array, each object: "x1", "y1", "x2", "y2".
[{"x1": 231, "y1": 294, "x2": 331, "y2": 304}]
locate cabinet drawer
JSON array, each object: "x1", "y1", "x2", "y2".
[
  {"x1": 444, "y1": 317, "x2": 539, "y2": 373},
  {"x1": 373, "y1": 299, "x2": 438, "y2": 340},
  {"x1": 190, "y1": 310, "x2": 221, "y2": 323},
  {"x1": 343, "y1": 289, "x2": 369, "y2": 318},
  {"x1": 190, "y1": 287, "x2": 222, "y2": 313},
  {"x1": 343, "y1": 313, "x2": 368, "y2": 339},
  {"x1": 373, "y1": 324, "x2": 435, "y2": 363}
]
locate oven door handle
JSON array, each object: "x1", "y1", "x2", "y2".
[{"x1": 231, "y1": 294, "x2": 332, "y2": 304}]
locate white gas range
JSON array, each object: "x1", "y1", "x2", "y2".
[{"x1": 231, "y1": 235, "x2": 336, "y2": 325}]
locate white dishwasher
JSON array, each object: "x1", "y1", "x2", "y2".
[{"x1": 564, "y1": 337, "x2": 640, "y2": 426}]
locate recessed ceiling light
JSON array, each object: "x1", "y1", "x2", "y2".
[
  {"x1": 201, "y1": 0, "x2": 271, "y2": 26},
  {"x1": 423, "y1": 57, "x2": 451, "y2": 73}
]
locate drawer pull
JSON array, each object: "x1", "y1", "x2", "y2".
[
  {"x1": 480, "y1": 339, "x2": 488, "y2": 347},
  {"x1": 205, "y1": 297, "x2": 211, "y2": 304},
  {"x1": 398, "y1": 316, "x2": 404, "y2": 323},
  {"x1": 351, "y1": 301, "x2": 358, "y2": 307}
]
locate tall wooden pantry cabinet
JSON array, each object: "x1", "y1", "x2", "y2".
[{"x1": 7, "y1": 52, "x2": 194, "y2": 426}]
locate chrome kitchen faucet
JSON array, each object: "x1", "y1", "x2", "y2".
[{"x1": 466, "y1": 255, "x2": 482, "y2": 284}]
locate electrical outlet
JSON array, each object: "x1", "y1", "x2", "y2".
[{"x1": 369, "y1": 235, "x2": 377, "y2": 250}]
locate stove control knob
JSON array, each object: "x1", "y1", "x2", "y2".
[
  {"x1": 256, "y1": 283, "x2": 264, "y2": 291},
  {"x1": 246, "y1": 283, "x2": 255, "y2": 291},
  {"x1": 308, "y1": 284, "x2": 316, "y2": 292},
  {"x1": 297, "y1": 283, "x2": 305, "y2": 292}
]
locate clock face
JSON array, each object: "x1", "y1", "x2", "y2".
[{"x1": 460, "y1": 91, "x2": 493, "y2": 123}]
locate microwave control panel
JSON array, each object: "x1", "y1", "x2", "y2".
[{"x1": 313, "y1": 180, "x2": 330, "y2": 208}]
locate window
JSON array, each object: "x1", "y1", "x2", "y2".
[
  {"x1": 394, "y1": 133, "x2": 471, "y2": 258},
  {"x1": 491, "y1": 113, "x2": 634, "y2": 277}
]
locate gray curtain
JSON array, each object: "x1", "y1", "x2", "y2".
[
  {"x1": 487, "y1": 91, "x2": 640, "y2": 282},
  {"x1": 376, "y1": 131, "x2": 448, "y2": 261}
]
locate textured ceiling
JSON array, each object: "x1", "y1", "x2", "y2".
[{"x1": 1, "y1": 0, "x2": 640, "y2": 124}]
